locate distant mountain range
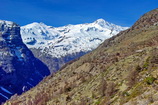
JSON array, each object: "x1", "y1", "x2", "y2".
[{"x1": 21, "y1": 19, "x2": 128, "y2": 73}]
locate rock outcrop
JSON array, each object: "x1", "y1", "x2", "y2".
[{"x1": 0, "y1": 20, "x2": 50, "y2": 103}]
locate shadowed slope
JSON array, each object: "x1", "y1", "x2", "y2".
[{"x1": 0, "y1": 20, "x2": 50, "y2": 104}]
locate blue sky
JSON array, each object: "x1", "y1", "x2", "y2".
[{"x1": 0, "y1": 0, "x2": 158, "y2": 27}]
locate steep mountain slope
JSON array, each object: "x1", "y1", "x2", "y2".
[
  {"x1": 0, "y1": 20, "x2": 50, "y2": 104},
  {"x1": 5, "y1": 9, "x2": 158, "y2": 105},
  {"x1": 21, "y1": 19, "x2": 128, "y2": 73}
]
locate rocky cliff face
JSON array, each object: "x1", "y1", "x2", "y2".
[{"x1": 0, "y1": 20, "x2": 50, "y2": 103}]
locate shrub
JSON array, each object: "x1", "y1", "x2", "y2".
[
  {"x1": 105, "y1": 82, "x2": 116, "y2": 97},
  {"x1": 145, "y1": 76, "x2": 156, "y2": 85},
  {"x1": 136, "y1": 65, "x2": 142, "y2": 72},
  {"x1": 95, "y1": 100, "x2": 101, "y2": 105},
  {"x1": 65, "y1": 87, "x2": 71, "y2": 92},
  {"x1": 122, "y1": 91, "x2": 130, "y2": 97},
  {"x1": 127, "y1": 70, "x2": 138, "y2": 87},
  {"x1": 100, "y1": 77, "x2": 107, "y2": 97},
  {"x1": 143, "y1": 57, "x2": 150, "y2": 69}
]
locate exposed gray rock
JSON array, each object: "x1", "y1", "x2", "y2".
[{"x1": 0, "y1": 20, "x2": 50, "y2": 103}]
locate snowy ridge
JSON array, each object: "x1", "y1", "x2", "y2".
[
  {"x1": 0, "y1": 20, "x2": 14, "y2": 28},
  {"x1": 21, "y1": 19, "x2": 128, "y2": 58}
]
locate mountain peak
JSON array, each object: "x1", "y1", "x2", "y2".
[
  {"x1": 23, "y1": 22, "x2": 48, "y2": 28},
  {"x1": 0, "y1": 20, "x2": 18, "y2": 29},
  {"x1": 94, "y1": 18, "x2": 108, "y2": 27},
  {"x1": 95, "y1": 18, "x2": 106, "y2": 23},
  {"x1": 0, "y1": 20, "x2": 13, "y2": 25}
]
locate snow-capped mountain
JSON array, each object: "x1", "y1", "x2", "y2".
[
  {"x1": 21, "y1": 19, "x2": 128, "y2": 58},
  {"x1": 21, "y1": 19, "x2": 128, "y2": 72}
]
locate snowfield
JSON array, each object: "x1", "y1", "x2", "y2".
[{"x1": 21, "y1": 19, "x2": 128, "y2": 58}]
